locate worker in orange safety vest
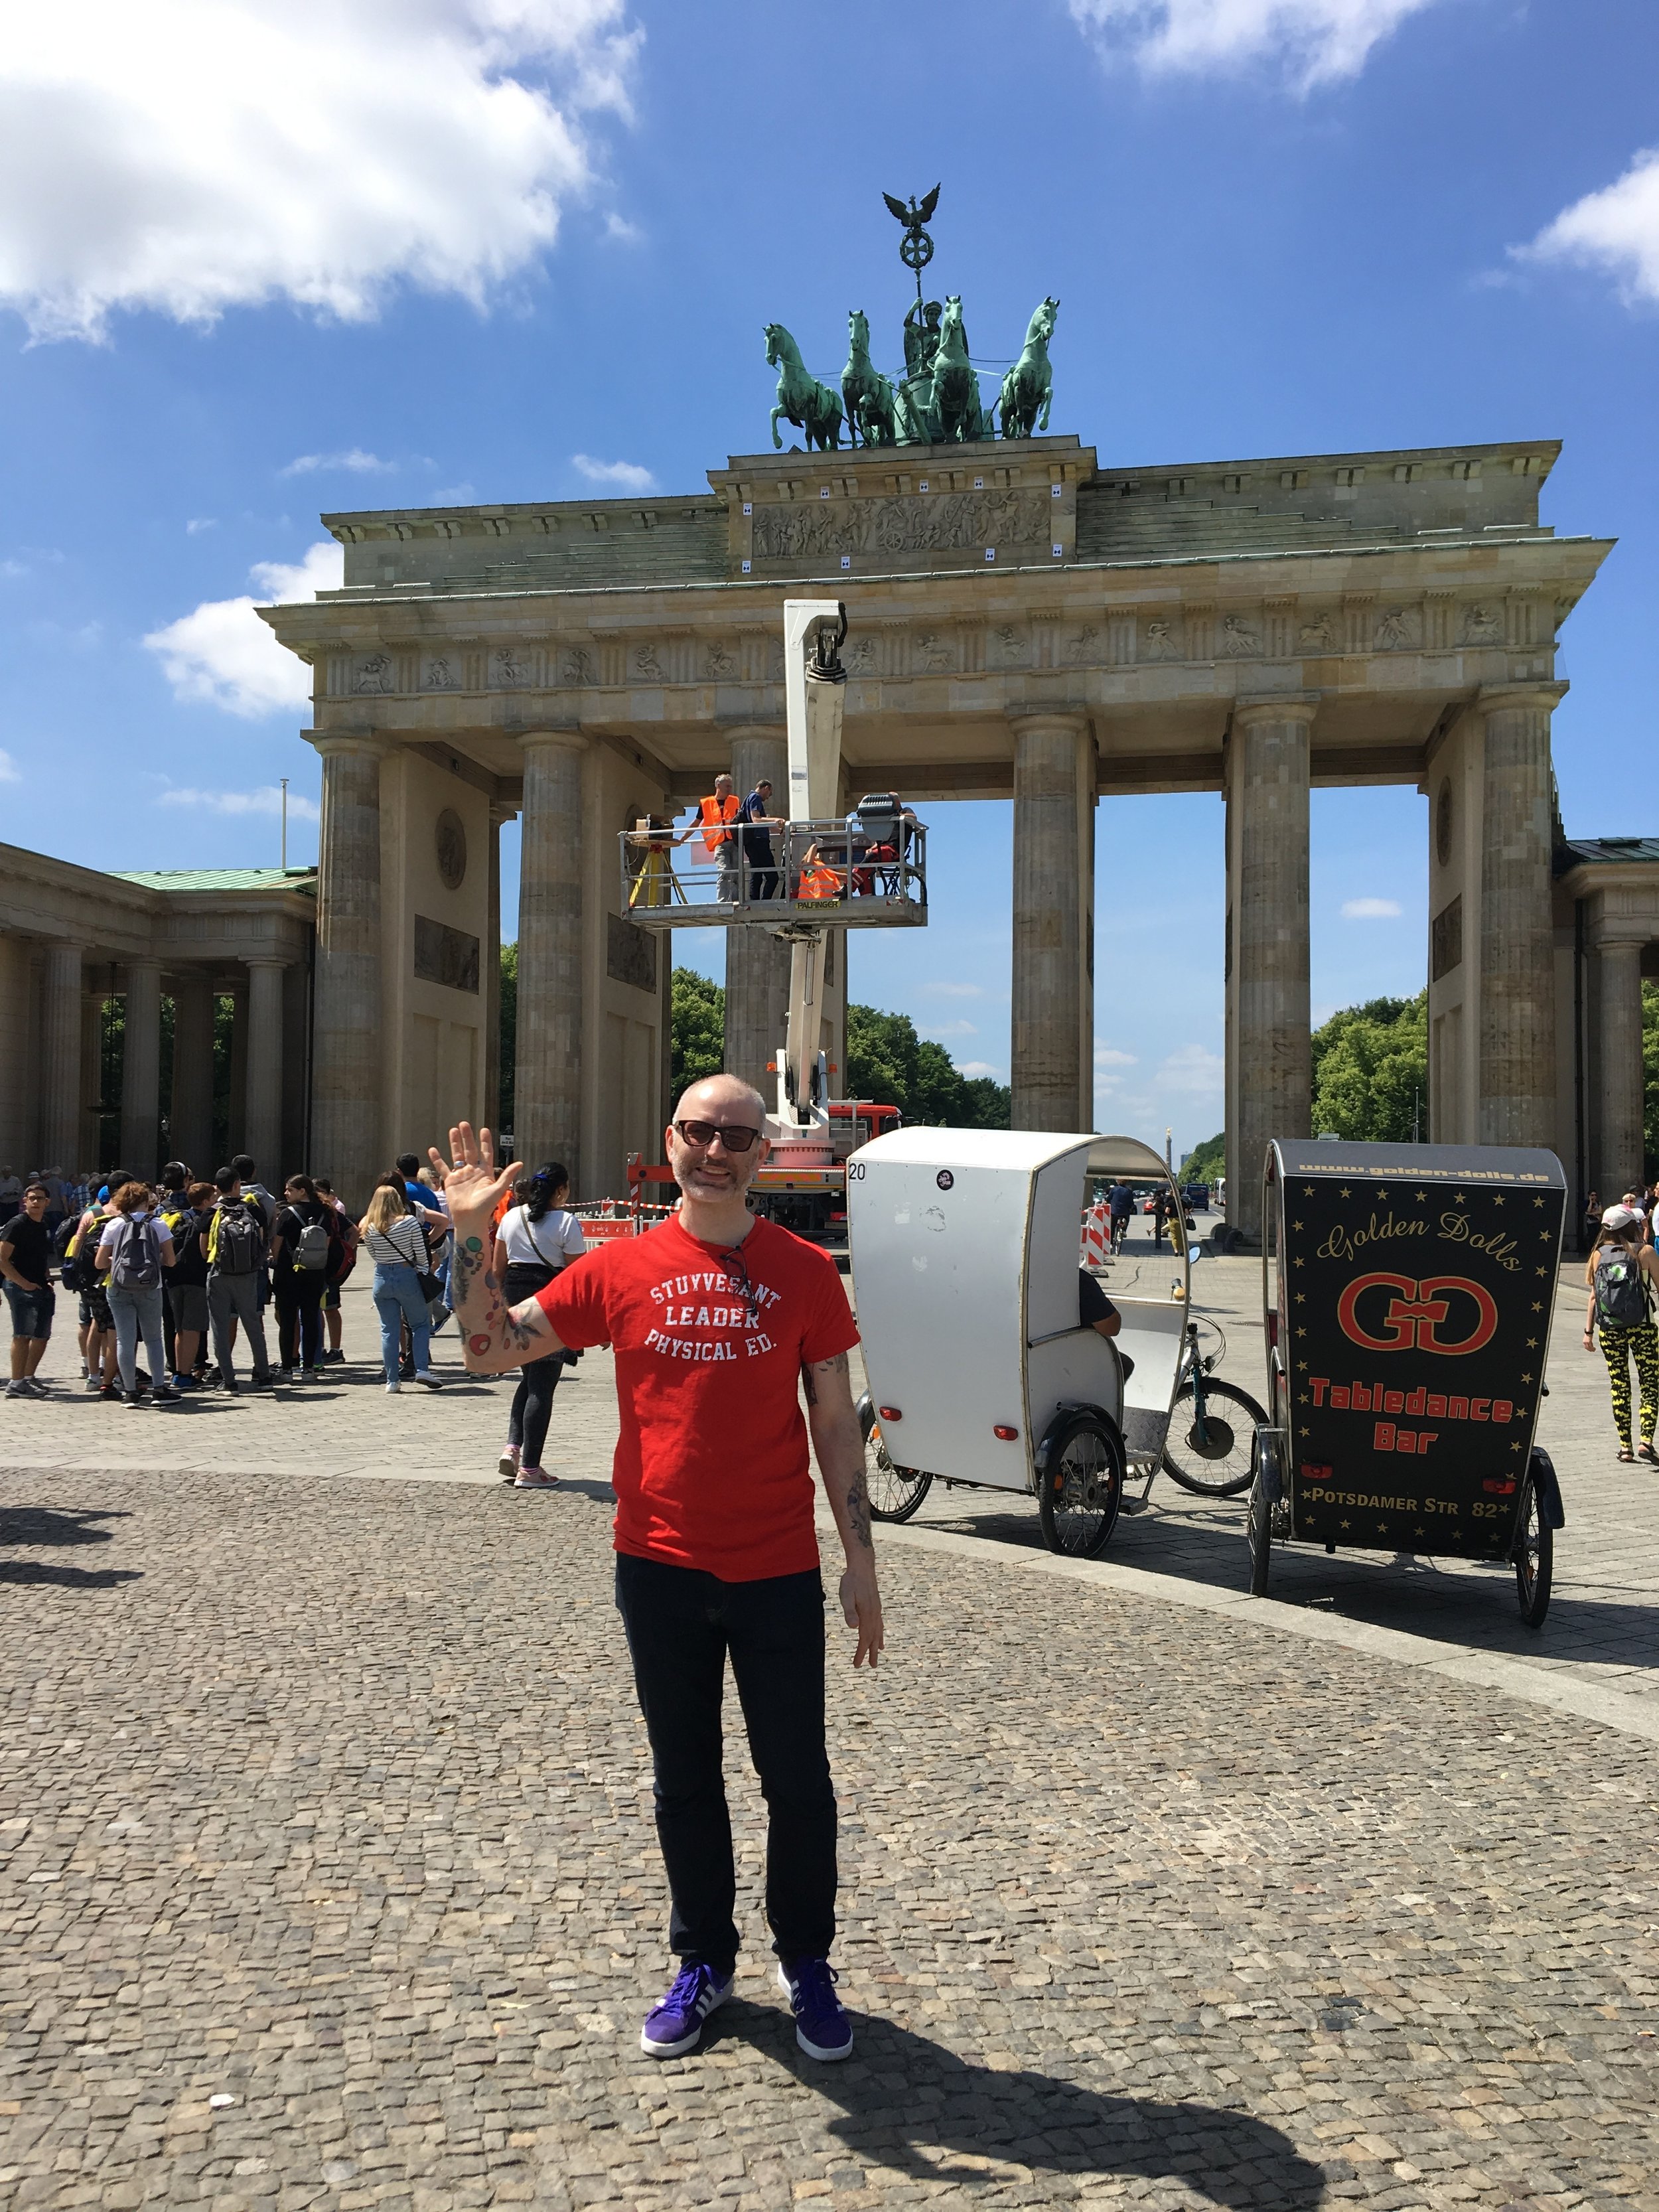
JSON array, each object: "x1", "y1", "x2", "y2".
[
  {"x1": 693, "y1": 774, "x2": 741, "y2": 901},
  {"x1": 795, "y1": 842, "x2": 845, "y2": 902}
]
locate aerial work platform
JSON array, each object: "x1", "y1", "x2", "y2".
[{"x1": 619, "y1": 803, "x2": 928, "y2": 928}]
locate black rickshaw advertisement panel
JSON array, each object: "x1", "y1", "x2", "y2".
[{"x1": 1277, "y1": 1159, "x2": 1565, "y2": 1558}]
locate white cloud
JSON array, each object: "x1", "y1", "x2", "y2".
[
  {"x1": 143, "y1": 540, "x2": 343, "y2": 717},
  {"x1": 0, "y1": 1, "x2": 638, "y2": 342},
  {"x1": 926, "y1": 980, "x2": 986, "y2": 999},
  {"x1": 184, "y1": 517, "x2": 216, "y2": 535},
  {"x1": 0, "y1": 749, "x2": 20, "y2": 783},
  {"x1": 433, "y1": 482, "x2": 477, "y2": 504},
  {"x1": 573, "y1": 453, "x2": 656, "y2": 491},
  {"x1": 924, "y1": 1020, "x2": 978, "y2": 1039},
  {"x1": 958, "y1": 1061, "x2": 1002, "y2": 1080},
  {"x1": 1155, "y1": 1043, "x2": 1225, "y2": 1097},
  {"x1": 1068, "y1": 0, "x2": 1441, "y2": 89},
  {"x1": 280, "y1": 448, "x2": 397, "y2": 479},
  {"x1": 1518, "y1": 149, "x2": 1659, "y2": 307},
  {"x1": 1095, "y1": 1045, "x2": 1138, "y2": 1067},
  {"x1": 158, "y1": 784, "x2": 320, "y2": 822},
  {"x1": 1341, "y1": 895, "x2": 1403, "y2": 919}
]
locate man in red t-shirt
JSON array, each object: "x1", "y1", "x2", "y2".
[{"x1": 434, "y1": 1074, "x2": 881, "y2": 2065}]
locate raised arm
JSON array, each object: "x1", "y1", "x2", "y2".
[
  {"x1": 430, "y1": 1123, "x2": 566, "y2": 1375},
  {"x1": 802, "y1": 1349, "x2": 884, "y2": 1668}
]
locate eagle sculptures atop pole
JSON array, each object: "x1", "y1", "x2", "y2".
[{"x1": 884, "y1": 184, "x2": 940, "y2": 305}]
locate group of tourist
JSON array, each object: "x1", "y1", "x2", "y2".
[{"x1": 0, "y1": 1148, "x2": 466, "y2": 1404}]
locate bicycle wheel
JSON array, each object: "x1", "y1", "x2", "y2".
[
  {"x1": 1162, "y1": 1377, "x2": 1268, "y2": 1497},
  {"x1": 1037, "y1": 1409, "x2": 1124, "y2": 1559},
  {"x1": 857, "y1": 1397, "x2": 932, "y2": 1524},
  {"x1": 1512, "y1": 1473, "x2": 1553, "y2": 1627}
]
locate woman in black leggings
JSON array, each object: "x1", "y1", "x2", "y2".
[{"x1": 493, "y1": 1163, "x2": 587, "y2": 1488}]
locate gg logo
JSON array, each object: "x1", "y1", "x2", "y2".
[{"x1": 1336, "y1": 1271, "x2": 1499, "y2": 1356}]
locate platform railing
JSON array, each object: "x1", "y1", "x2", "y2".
[{"x1": 618, "y1": 815, "x2": 928, "y2": 928}]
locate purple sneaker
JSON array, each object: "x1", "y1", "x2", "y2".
[
  {"x1": 777, "y1": 1957, "x2": 853, "y2": 2061},
  {"x1": 640, "y1": 1962, "x2": 733, "y2": 2057}
]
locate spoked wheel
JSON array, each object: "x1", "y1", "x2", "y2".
[
  {"x1": 1247, "y1": 1430, "x2": 1279, "y2": 1597},
  {"x1": 1512, "y1": 1473, "x2": 1553, "y2": 1627},
  {"x1": 1162, "y1": 1377, "x2": 1269, "y2": 1498},
  {"x1": 1037, "y1": 1410, "x2": 1125, "y2": 1560},
  {"x1": 857, "y1": 1397, "x2": 932, "y2": 1524}
]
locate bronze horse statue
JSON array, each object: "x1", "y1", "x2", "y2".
[
  {"x1": 766, "y1": 323, "x2": 843, "y2": 451},
  {"x1": 841, "y1": 309, "x2": 897, "y2": 447},
  {"x1": 998, "y1": 297, "x2": 1060, "y2": 441},
  {"x1": 932, "y1": 295, "x2": 986, "y2": 443}
]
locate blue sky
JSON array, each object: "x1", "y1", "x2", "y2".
[{"x1": 1, "y1": 0, "x2": 1654, "y2": 1157}]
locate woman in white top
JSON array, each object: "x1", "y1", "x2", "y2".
[
  {"x1": 491, "y1": 1161, "x2": 586, "y2": 1487},
  {"x1": 358, "y1": 1180, "x2": 442, "y2": 1394}
]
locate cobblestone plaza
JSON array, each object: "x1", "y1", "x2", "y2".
[{"x1": 4, "y1": 1244, "x2": 1659, "y2": 2209}]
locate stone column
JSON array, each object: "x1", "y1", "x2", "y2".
[
  {"x1": 725, "y1": 729, "x2": 791, "y2": 1104},
  {"x1": 1477, "y1": 685, "x2": 1561, "y2": 1147},
  {"x1": 40, "y1": 941, "x2": 83, "y2": 1173},
  {"x1": 517, "y1": 734, "x2": 587, "y2": 1183},
  {"x1": 228, "y1": 986, "x2": 250, "y2": 1158},
  {"x1": 170, "y1": 974, "x2": 216, "y2": 1175},
  {"x1": 486, "y1": 801, "x2": 513, "y2": 1132},
  {"x1": 1597, "y1": 938, "x2": 1646, "y2": 1199},
  {"x1": 313, "y1": 736, "x2": 387, "y2": 1205},
  {"x1": 1010, "y1": 713, "x2": 1095, "y2": 1131},
  {"x1": 119, "y1": 960, "x2": 164, "y2": 1176},
  {"x1": 1225, "y1": 698, "x2": 1315, "y2": 1244},
  {"x1": 243, "y1": 958, "x2": 287, "y2": 1181}
]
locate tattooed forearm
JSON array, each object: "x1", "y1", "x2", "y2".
[
  {"x1": 800, "y1": 1362, "x2": 818, "y2": 1406},
  {"x1": 845, "y1": 1473, "x2": 873, "y2": 1550}
]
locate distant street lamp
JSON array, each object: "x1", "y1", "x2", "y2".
[{"x1": 280, "y1": 777, "x2": 288, "y2": 871}]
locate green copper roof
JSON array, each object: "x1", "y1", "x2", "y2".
[{"x1": 110, "y1": 867, "x2": 317, "y2": 892}]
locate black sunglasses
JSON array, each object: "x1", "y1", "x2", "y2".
[
  {"x1": 674, "y1": 1119, "x2": 763, "y2": 1154},
  {"x1": 719, "y1": 1244, "x2": 762, "y2": 1331}
]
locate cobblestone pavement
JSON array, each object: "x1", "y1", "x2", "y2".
[{"x1": 4, "y1": 1462, "x2": 1659, "y2": 2211}]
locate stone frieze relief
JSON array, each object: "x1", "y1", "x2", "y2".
[{"x1": 751, "y1": 486, "x2": 1052, "y2": 562}]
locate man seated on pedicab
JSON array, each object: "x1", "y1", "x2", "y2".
[{"x1": 1078, "y1": 1268, "x2": 1133, "y2": 1377}]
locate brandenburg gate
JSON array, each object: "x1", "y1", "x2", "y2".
[{"x1": 263, "y1": 431, "x2": 1612, "y2": 1239}]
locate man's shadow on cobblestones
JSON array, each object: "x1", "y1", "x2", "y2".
[
  {"x1": 707, "y1": 2010, "x2": 1325, "y2": 2206},
  {"x1": 0, "y1": 1505, "x2": 141, "y2": 1589}
]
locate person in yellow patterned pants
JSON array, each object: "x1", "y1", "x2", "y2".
[{"x1": 1584, "y1": 1205, "x2": 1659, "y2": 1462}]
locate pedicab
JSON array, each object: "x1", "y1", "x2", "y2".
[
  {"x1": 845, "y1": 1128, "x2": 1267, "y2": 1557},
  {"x1": 1252, "y1": 1140, "x2": 1568, "y2": 1624}
]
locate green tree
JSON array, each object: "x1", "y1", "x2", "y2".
[
  {"x1": 499, "y1": 941, "x2": 517, "y2": 1130},
  {"x1": 671, "y1": 967, "x2": 726, "y2": 1095},
  {"x1": 845, "y1": 1003, "x2": 1011, "y2": 1128},
  {"x1": 1642, "y1": 980, "x2": 1659, "y2": 1178},
  {"x1": 1309, "y1": 990, "x2": 1428, "y2": 1142},
  {"x1": 1184, "y1": 1130, "x2": 1225, "y2": 1183}
]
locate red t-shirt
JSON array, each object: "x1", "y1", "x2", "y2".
[{"x1": 538, "y1": 1215, "x2": 859, "y2": 1582}]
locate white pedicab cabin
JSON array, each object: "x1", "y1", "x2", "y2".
[{"x1": 847, "y1": 1128, "x2": 1241, "y2": 1557}]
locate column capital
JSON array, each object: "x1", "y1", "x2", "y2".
[
  {"x1": 1476, "y1": 680, "x2": 1568, "y2": 716},
  {"x1": 488, "y1": 799, "x2": 519, "y2": 830},
  {"x1": 1232, "y1": 692, "x2": 1319, "y2": 731},
  {"x1": 242, "y1": 952, "x2": 291, "y2": 972},
  {"x1": 520, "y1": 728, "x2": 589, "y2": 758},
  {"x1": 1007, "y1": 708, "x2": 1090, "y2": 739},
  {"x1": 314, "y1": 731, "x2": 392, "y2": 763}
]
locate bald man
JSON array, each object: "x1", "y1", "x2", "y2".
[{"x1": 437, "y1": 1073, "x2": 880, "y2": 2065}]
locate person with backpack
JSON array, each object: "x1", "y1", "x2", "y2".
[
  {"x1": 64, "y1": 1171, "x2": 131, "y2": 1396},
  {"x1": 492, "y1": 1162, "x2": 587, "y2": 1487},
  {"x1": 94, "y1": 1183, "x2": 179, "y2": 1407},
  {"x1": 268, "y1": 1174, "x2": 337, "y2": 1379},
  {"x1": 162, "y1": 1181, "x2": 215, "y2": 1388},
  {"x1": 313, "y1": 1178, "x2": 358, "y2": 1366},
  {"x1": 206, "y1": 1166, "x2": 275, "y2": 1393},
  {"x1": 1584, "y1": 1203, "x2": 1659, "y2": 1463}
]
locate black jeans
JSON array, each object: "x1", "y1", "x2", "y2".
[
  {"x1": 614, "y1": 1552, "x2": 836, "y2": 1976},
  {"x1": 508, "y1": 1354, "x2": 562, "y2": 1465},
  {"x1": 273, "y1": 1272, "x2": 325, "y2": 1369}
]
